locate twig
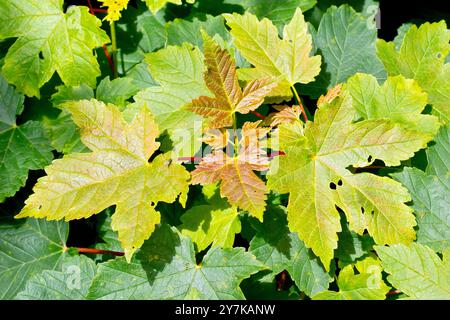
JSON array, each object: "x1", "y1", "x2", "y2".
[{"x1": 76, "y1": 247, "x2": 124, "y2": 256}]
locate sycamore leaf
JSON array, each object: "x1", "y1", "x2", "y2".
[
  {"x1": 267, "y1": 91, "x2": 431, "y2": 269},
  {"x1": 249, "y1": 206, "x2": 332, "y2": 297},
  {"x1": 426, "y1": 124, "x2": 449, "y2": 176},
  {"x1": 347, "y1": 73, "x2": 441, "y2": 135},
  {"x1": 167, "y1": 15, "x2": 230, "y2": 48},
  {"x1": 131, "y1": 43, "x2": 210, "y2": 158},
  {"x1": 0, "y1": 76, "x2": 53, "y2": 202},
  {"x1": 15, "y1": 255, "x2": 96, "y2": 300},
  {"x1": 392, "y1": 168, "x2": 449, "y2": 252},
  {"x1": 180, "y1": 188, "x2": 241, "y2": 251},
  {"x1": 96, "y1": 77, "x2": 140, "y2": 108},
  {"x1": 142, "y1": 0, "x2": 195, "y2": 14},
  {"x1": 224, "y1": 8, "x2": 321, "y2": 101},
  {"x1": 16, "y1": 100, "x2": 190, "y2": 261},
  {"x1": 191, "y1": 122, "x2": 270, "y2": 219},
  {"x1": 313, "y1": 256, "x2": 390, "y2": 300},
  {"x1": 375, "y1": 243, "x2": 450, "y2": 299},
  {"x1": 0, "y1": 218, "x2": 68, "y2": 299},
  {"x1": 0, "y1": 0, "x2": 109, "y2": 97},
  {"x1": 245, "y1": 0, "x2": 317, "y2": 26},
  {"x1": 187, "y1": 32, "x2": 277, "y2": 128},
  {"x1": 377, "y1": 21, "x2": 450, "y2": 123},
  {"x1": 87, "y1": 225, "x2": 265, "y2": 299},
  {"x1": 302, "y1": 5, "x2": 386, "y2": 98}
]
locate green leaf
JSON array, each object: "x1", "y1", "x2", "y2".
[
  {"x1": 267, "y1": 92, "x2": 431, "y2": 269},
  {"x1": 245, "y1": 0, "x2": 317, "y2": 26},
  {"x1": 249, "y1": 206, "x2": 332, "y2": 297},
  {"x1": 303, "y1": 5, "x2": 386, "y2": 98},
  {"x1": 377, "y1": 21, "x2": 450, "y2": 123},
  {"x1": 87, "y1": 225, "x2": 265, "y2": 299},
  {"x1": 0, "y1": 1, "x2": 109, "y2": 97},
  {"x1": 16, "y1": 100, "x2": 190, "y2": 261},
  {"x1": 131, "y1": 43, "x2": 210, "y2": 157},
  {"x1": 224, "y1": 8, "x2": 321, "y2": 100},
  {"x1": 426, "y1": 124, "x2": 449, "y2": 176},
  {"x1": 15, "y1": 255, "x2": 96, "y2": 300},
  {"x1": 180, "y1": 194, "x2": 241, "y2": 251},
  {"x1": 347, "y1": 73, "x2": 441, "y2": 136},
  {"x1": 167, "y1": 15, "x2": 230, "y2": 48},
  {"x1": 313, "y1": 256, "x2": 390, "y2": 300},
  {"x1": 0, "y1": 218, "x2": 68, "y2": 299},
  {"x1": 375, "y1": 243, "x2": 450, "y2": 299},
  {"x1": 0, "y1": 75, "x2": 53, "y2": 202},
  {"x1": 96, "y1": 77, "x2": 140, "y2": 108},
  {"x1": 392, "y1": 168, "x2": 449, "y2": 252}
]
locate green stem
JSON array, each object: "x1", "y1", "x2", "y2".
[
  {"x1": 110, "y1": 21, "x2": 118, "y2": 78},
  {"x1": 291, "y1": 85, "x2": 310, "y2": 122}
]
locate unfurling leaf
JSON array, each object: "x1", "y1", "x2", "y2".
[
  {"x1": 375, "y1": 243, "x2": 450, "y2": 299},
  {"x1": 267, "y1": 91, "x2": 432, "y2": 269},
  {"x1": 377, "y1": 21, "x2": 450, "y2": 123},
  {"x1": 0, "y1": 0, "x2": 109, "y2": 97},
  {"x1": 0, "y1": 76, "x2": 53, "y2": 202},
  {"x1": 16, "y1": 100, "x2": 190, "y2": 261},
  {"x1": 187, "y1": 32, "x2": 277, "y2": 128},
  {"x1": 224, "y1": 8, "x2": 321, "y2": 101},
  {"x1": 312, "y1": 256, "x2": 390, "y2": 300},
  {"x1": 191, "y1": 122, "x2": 271, "y2": 220}
]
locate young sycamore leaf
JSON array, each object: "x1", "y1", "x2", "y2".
[
  {"x1": 224, "y1": 8, "x2": 321, "y2": 101},
  {"x1": 302, "y1": 5, "x2": 386, "y2": 98},
  {"x1": 375, "y1": 243, "x2": 450, "y2": 299},
  {"x1": 267, "y1": 91, "x2": 432, "y2": 269},
  {"x1": 87, "y1": 225, "x2": 265, "y2": 299},
  {"x1": 15, "y1": 100, "x2": 190, "y2": 261},
  {"x1": 377, "y1": 21, "x2": 450, "y2": 123},
  {"x1": 312, "y1": 256, "x2": 390, "y2": 300},
  {"x1": 191, "y1": 122, "x2": 271, "y2": 220},
  {"x1": 347, "y1": 73, "x2": 441, "y2": 136},
  {"x1": 0, "y1": 0, "x2": 110, "y2": 97},
  {"x1": 249, "y1": 206, "x2": 332, "y2": 297},
  {"x1": 15, "y1": 255, "x2": 96, "y2": 300},
  {"x1": 187, "y1": 31, "x2": 277, "y2": 128},
  {"x1": 0, "y1": 76, "x2": 53, "y2": 202},
  {"x1": 0, "y1": 218, "x2": 68, "y2": 299}
]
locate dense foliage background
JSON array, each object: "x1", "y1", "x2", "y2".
[{"x1": 0, "y1": 0, "x2": 449, "y2": 300}]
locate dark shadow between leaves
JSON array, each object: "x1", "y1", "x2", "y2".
[{"x1": 136, "y1": 224, "x2": 182, "y2": 285}]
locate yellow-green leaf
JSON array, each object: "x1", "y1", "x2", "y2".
[
  {"x1": 224, "y1": 8, "x2": 321, "y2": 100},
  {"x1": 347, "y1": 73, "x2": 441, "y2": 136},
  {"x1": 0, "y1": 1, "x2": 109, "y2": 97},
  {"x1": 268, "y1": 91, "x2": 432, "y2": 269},
  {"x1": 377, "y1": 21, "x2": 450, "y2": 123},
  {"x1": 16, "y1": 100, "x2": 190, "y2": 261}
]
